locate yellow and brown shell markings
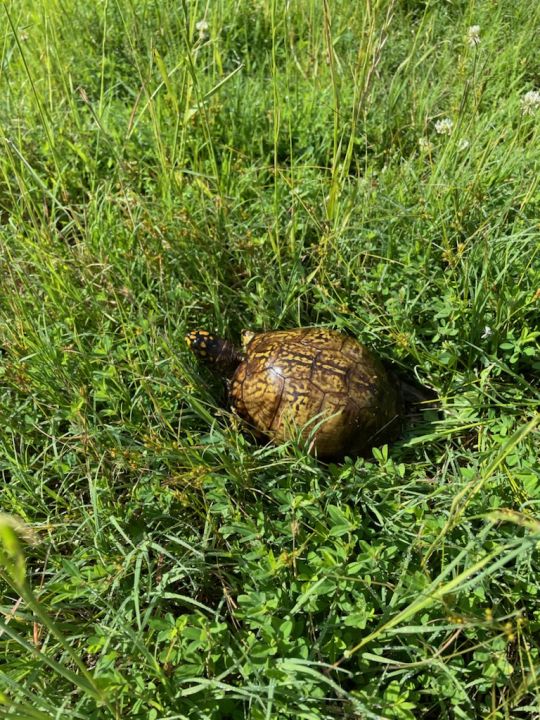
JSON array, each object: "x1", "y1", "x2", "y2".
[{"x1": 228, "y1": 327, "x2": 401, "y2": 459}]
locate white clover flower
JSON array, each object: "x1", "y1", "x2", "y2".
[
  {"x1": 481, "y1": 326, "x2": 493, "y2": 339},
  {"x1": 196, "y1": 19, "x2": 209, "y2": 40},
  {"x1": 418, "y1": 137, "x2": 433, "y2": 152},
  {"x1": 467, "y1": 25, "x2": 480, "y2": 47},
  {"x1": 435, "y1": 118, "x2": 454, "y2": 135},
  {"x1": 520, "y1": 90, "x2": 540, "y2": 116},
  {"x1": 457, "y1": 138, "x2": 470, "y2": 151}
]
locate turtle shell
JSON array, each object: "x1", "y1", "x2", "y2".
[{"x1": 229, "y1": 327, "x2": 401, "y2": 459}]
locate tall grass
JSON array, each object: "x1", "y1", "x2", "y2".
[{"x1": 1, "y1": 0, "x2": 539, "y2": 717}]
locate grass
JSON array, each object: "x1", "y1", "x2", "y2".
[{"x1": 0, "y1": 0, "x2": 539, "y2": 717}]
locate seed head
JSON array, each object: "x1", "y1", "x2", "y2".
[
  {"x1": 196, "y1": 19, "x2": 209, "y2": 40},
  {"x1": 434, "y1": 118, "x2": 454, "y2": 135},
  {"x1": 521, "y1": 90, "x2": 540, "y2": 116},
  {"x1": 467, "y1": 25, "x2": 481, "y2": 47},
  {"x1": 418, "y1": 137, "x2": 433, "y2": 152}
]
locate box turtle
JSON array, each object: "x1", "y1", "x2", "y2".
[{"x1": 185, "y1": 327, "x2": 403, "y2": 460}]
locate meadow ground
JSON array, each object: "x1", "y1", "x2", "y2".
[{"x1": 0, "y1": 0, "x2": 539, "y2": 718}]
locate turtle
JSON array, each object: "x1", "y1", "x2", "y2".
[{"x1": 185, "y1": 327, "x2": 404, "y2": 460}]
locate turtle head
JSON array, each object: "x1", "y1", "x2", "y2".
[{"x1": 185, "y1": 330, "x2": 243, "y2": 376}]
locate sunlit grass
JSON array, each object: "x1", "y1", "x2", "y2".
[{"x1": 1, "y1": 0, "x2": 539, "y2": 718}]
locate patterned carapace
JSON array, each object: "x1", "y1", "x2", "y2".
[{"x1": 187, "y1": 327, "x2": 401, "y2": 459}]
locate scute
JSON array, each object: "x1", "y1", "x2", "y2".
[{"x1": 229, "y1": 327, "x2": 401, "y2": 459}]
